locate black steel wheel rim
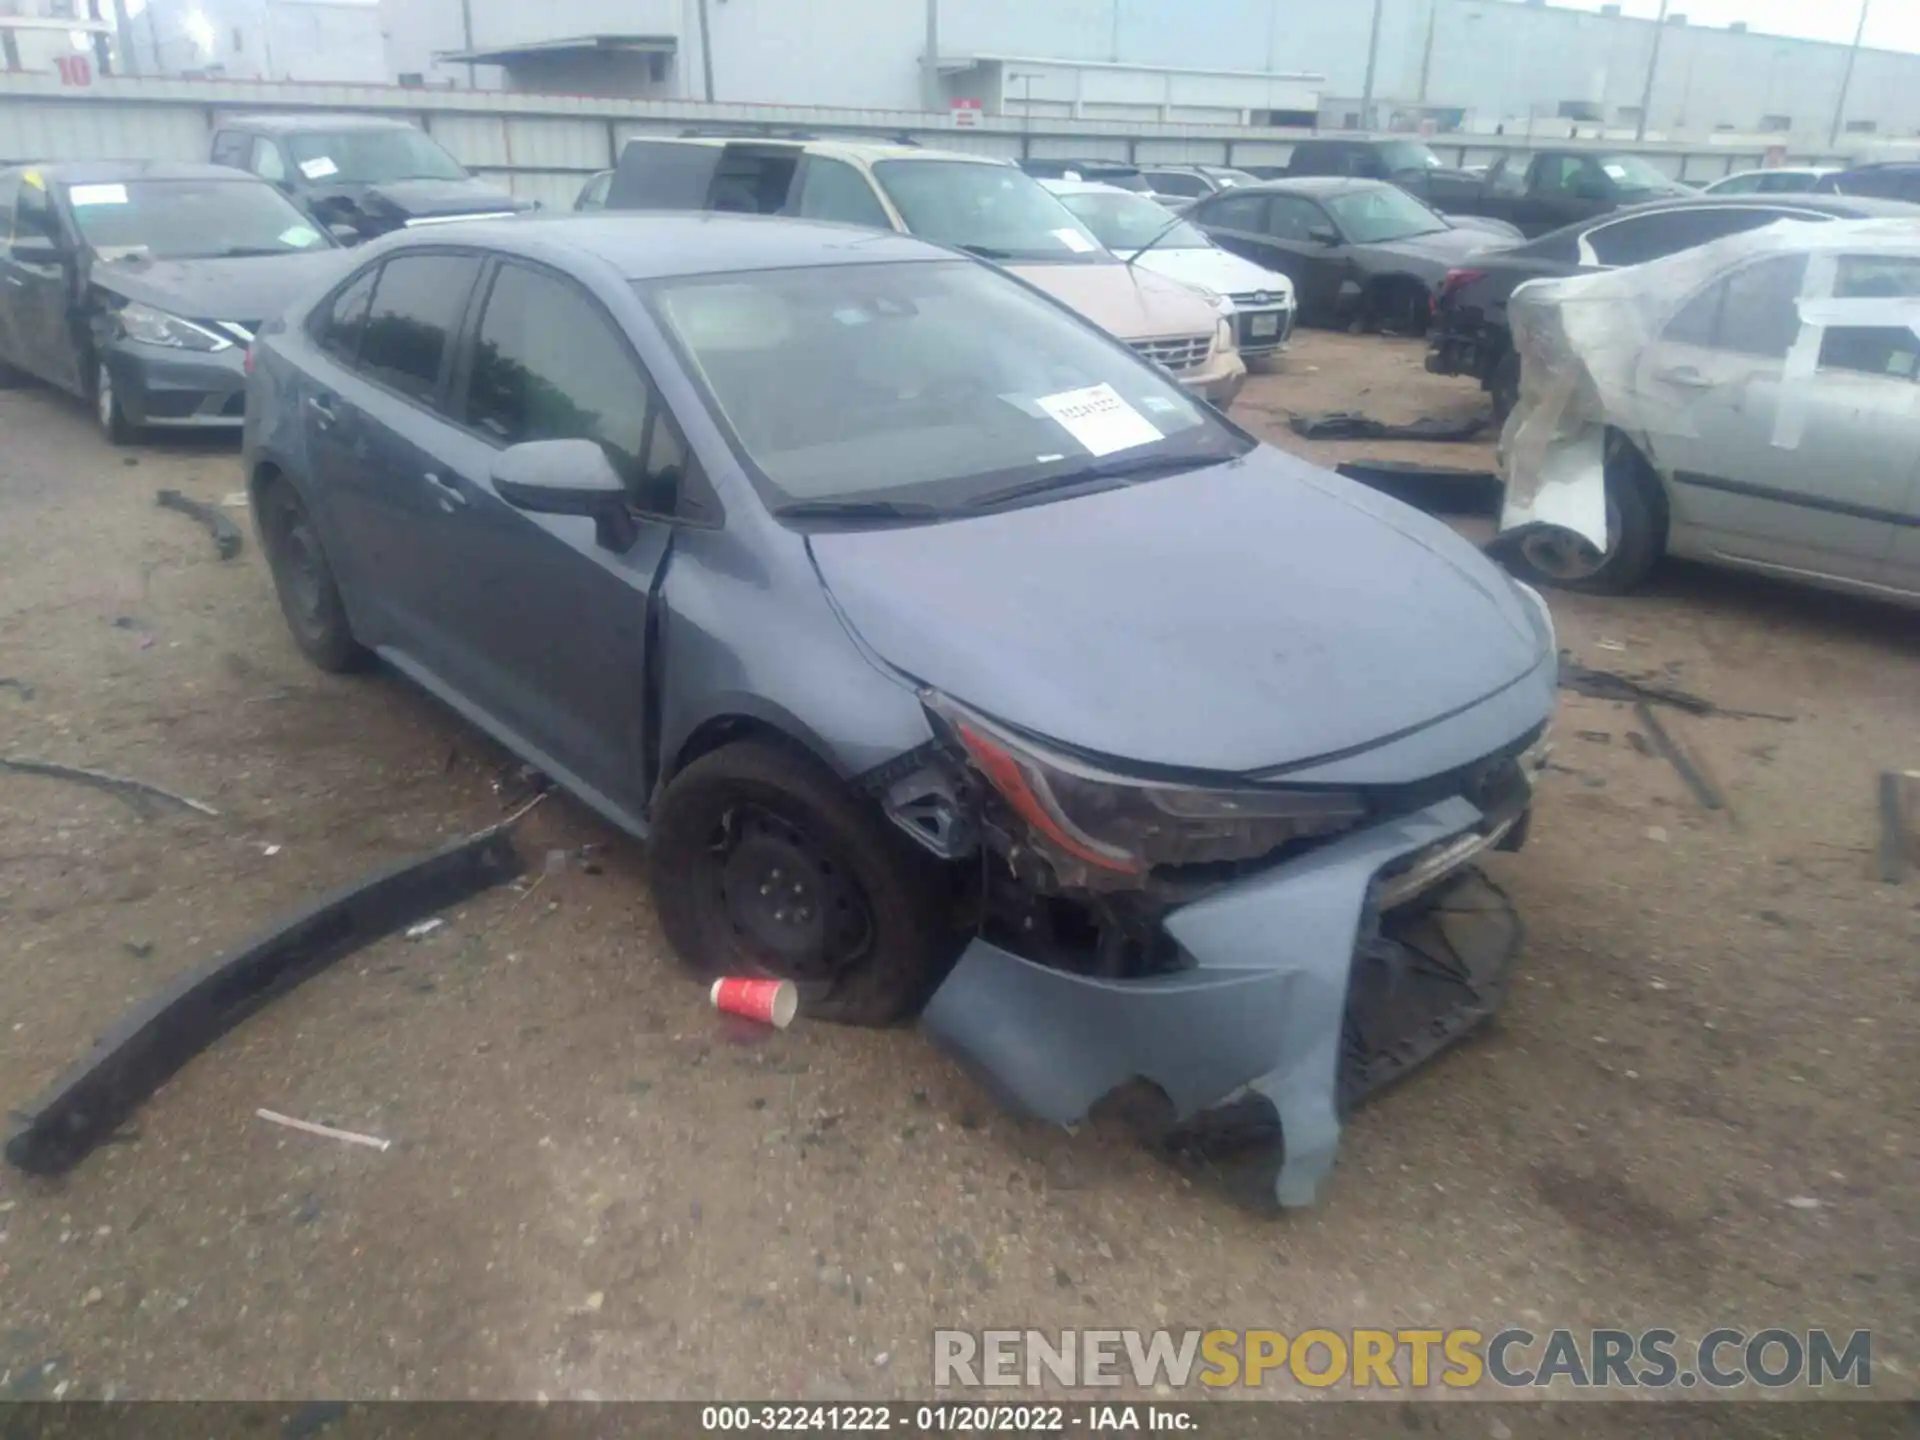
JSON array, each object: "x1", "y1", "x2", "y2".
[{"x1": 706, "y1": 800, "x2": 874, "y2": 983}]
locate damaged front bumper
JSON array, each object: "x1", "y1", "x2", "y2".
[{"x1": 922, "y1": 792, "x2": 1526, "y2": 1210}]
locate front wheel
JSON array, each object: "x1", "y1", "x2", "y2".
[
  {"x1": 648, "y1": 740, "x2": 953, "y2": 1025},
  {"x1": 94, "y1": 359, "x2": 135, "y2": 445}
]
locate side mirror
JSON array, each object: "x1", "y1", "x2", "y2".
[
  {"x1": 10, "y1": 234, "x2": 62, "y2": 267},
  {"x1": 326, "y1": 223, "x2": 362, "y2": 246},
  {"x1": 1307, "y1": 226, "x2": 1341, "y2": 246},
  {"x1": 492, "y1": 438, "x2": 637, "y2": 551}
]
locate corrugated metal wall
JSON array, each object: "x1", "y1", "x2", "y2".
[{"x1": 0, "y1": 72, "x2": 1826, "y2": 213}]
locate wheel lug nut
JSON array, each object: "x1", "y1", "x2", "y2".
[
  {"x1": 759, "y1": 883, "x2": 772, "y2": 896},
  {"x1": 792, "y1": 882, "x2": 804, "y2": 895},
  {"x1": 774, "y1": 908, "x2": 788, "y2": 922}
]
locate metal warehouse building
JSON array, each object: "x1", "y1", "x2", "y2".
[{"x1": 31, "y1": 0, "x2": 1920, "y2": 151}]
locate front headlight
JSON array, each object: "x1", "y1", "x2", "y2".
[
  {"x1": 1215, "y1": 315, "x2": 1237, "y2": 355},
  {"x1": 926, "y1": 693, "x2": 1363, "y2": 879},
  {"x1": 116, "y1": 301, "x2": 230, "y2": 352}
]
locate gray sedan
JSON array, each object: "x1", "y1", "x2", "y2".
[
  {"x1": 1498, "y1": 219, "x2": 1920, "y2": 604},
  {"x1": 243, "y1": 214, "x2": 1557, "y2": 1207}
]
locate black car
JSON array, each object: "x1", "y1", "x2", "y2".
[
  {"x1": 0, "y1": 161, "x2": 349, "y2": 441},
  {"x1": 1187, "y1": 177, "x2": 1520, "y2": 333},
  {"x1": 1282, "y1": 137, "x2": 1491, "y2": 213},
  {"x1": 1426, "y1": 194, "x2": 1920, "y2": 418},
  {"x1": 210, "y1": 113, "x2": 533, "y2": 241},
  {"x1": 1817, "y1": 163, "x2": 1920, "y2": 204},
  {"x1": 1016, "y1": 159, "x2": 1151, "y2": 193}
]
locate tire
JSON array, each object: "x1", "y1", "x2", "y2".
[
  {"x1": 255, "y1": 477, "x2": 369, "y2": 672},
  {"x1": 93, "y1": 359, "x2": 136, "y2": 445},
  {"x1": 648, "y1": 739, "x2": 953, "y2": 1026},
  {"x1": 1489, "y1": 349, "x2": 1521, "y2": 425},
  {"x1": 1368, "y1": 278, "x2": 1431, "y2": 337},
  {"x1": 1509, "y1": 445, "x2": 1663, "y2": 595},
  {"x1": 1247, "y1": 352, "x2": 1287, "y2": 375}
]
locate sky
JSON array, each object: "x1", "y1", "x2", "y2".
[{"x1": 1546, "y1": 1, "x2": 1917, "y2": 53}]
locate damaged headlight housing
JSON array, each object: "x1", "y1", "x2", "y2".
[
  {"x1": 116, "y1": 301, "x2": 231, "y2": 352},
  {"x1": 925, "y1": 693, "x2": 1364, "y2": 878}
]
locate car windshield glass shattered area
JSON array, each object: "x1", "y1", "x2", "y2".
[
  {"x1": 872, "y1": 161, "x2": 1108, "y2": 262},
  {"x1": 63, "y1": 178, "x2": 331, "y2": 260},
  {"x1": 286, "y1": 128, "x2": 468, "y2": 185},
  {"x1": 1324, "y1": 185, "x2": 1449, "y2": 244},
  {"x1": 646, "y1": 259, "x2": 1249, "y2": 508},
  {"x1": 1055, "y1": 189, "x2": 1210, "y2": 252}
]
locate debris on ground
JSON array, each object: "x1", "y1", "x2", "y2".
[
  {"x1": 0, "y1": 755, "x2": 219, "y2": 818},
  {"x1": 255, "y1": 1109, "x2": 392, "y2": 1153},
  {"x1": 1635, "y1": 702, "x2": 1726, "y2": 813},
  {"x1": 1558, "y1": 658, "x2": 1793, "y2": 722},
  {"x1": 1291, "y1": 411, "x2": 1487, "y2": 442},
  {"x1": 1877, "y1": 772, "x2": 1909, "y2": 884},
  {"x1": 0, "y1": 677, "x2": 33, "y2": 701},
  {"x1": 711, "y1": 977, "x2": 799, "y2": 1029},
  {"x1": 4, "y1": 822, "x2": 525, "y2": 1175},
  {"x1": 220, "y1": 492, "x2": 249, "y2": 509},
  {"x1": 403, "y1": 918, "x2": 446, "y2": 941},
  {"x1": 155, "y1": 488, "x2": 243, "y2": 561}
]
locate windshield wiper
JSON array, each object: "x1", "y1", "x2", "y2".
[
  {"x1": 774, "y1": 498, "x2": 946, "y2": 524},
  {"x1": 207, "y1": 245, "x2": 296, "y2": 258},
  {"x1": 956, "y1": 243, "x2": 1015, "y2": 260},
  {"x1": 962, "y1": 451, "x2": 1234, "y2": 512},
  {"x1": 1123, "y1": 213, "x2": 1189, "y2": 266}
]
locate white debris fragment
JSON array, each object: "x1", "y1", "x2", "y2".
[
  {"x1": 1644, "y1": 826, "x2": 1669, "y2": 843},
  {"x1": 1786, "y1": 1196, "x2": 1823, "y2": 1210},
  {"x1": 255, "y1": 1108, "x2": 392, "y2": 1152},
  {"x1": 262, "y1": 844, "x2": 281, "y2": 857},
  {"x1": 403, "y1": 918, "x2": 445, "y2": 941},
  {"x1": 584, "y1": 1291, "x2": 605, "y2": 1312}
]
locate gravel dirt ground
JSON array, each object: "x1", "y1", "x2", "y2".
[{"x1": 0, "y1": 331, "x2": 1914, "y2": 1407}]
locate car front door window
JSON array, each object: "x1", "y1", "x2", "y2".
[
  {"x1": 250, "y1": 137, "x2": 287, "y2": 184},
  {"x1": 1266, "y1": 197, "x2": 1327, "y2": 243}
]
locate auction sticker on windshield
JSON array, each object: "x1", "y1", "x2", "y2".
[
  {"x1": 1036, "y1": 383, "x2": 1162, "y2": 456},
  {"x1": 298, "y1": 157, "x2": 339, "y2": 180},
  {"x1": 68, "y1": 184, "x2": 128, "y2": 207}
]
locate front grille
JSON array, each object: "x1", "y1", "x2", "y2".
[
  {"x1": 1129, "y1": 333, "x2": 1213, "y2": 373},
  {"x1": 1227, "y1": 290, "x2": 1286, "y2": 308}
]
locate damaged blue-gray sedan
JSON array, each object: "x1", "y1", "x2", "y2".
[{"x1": 243, "y1": 213, "x2": 1557, "y2": 1208}]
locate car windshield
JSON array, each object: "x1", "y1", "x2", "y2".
[
  {"x1": 1054, "y1": 189, "x2": 1210, "y2": 253},
  {"x1": 646, "y1": 259, "x2": 1250, "y2": 512},
  {"x1": 61, "y1": 178, "x2": 332, "y2": 260},
  {"x1": 870, "y1": 161, "x2": 1108, "y2": 262},
  {"x1": 285, "y1": 128, "x2": 468, "y2": 185},
  {"x1": 1596, "y1": 154, "x2": 1679, "y2": 192},
  {"x1": 1324, "y1": 185, "x2": 1449, "y2": 243},
  {"x1": 1377, "y1": 141, "x2": 1444, "y2": 172}
]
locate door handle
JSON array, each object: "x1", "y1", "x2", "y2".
[
  {"x1": 306, "y1": 393, "x2": 337, "y2": 427},
  {"x1": 423, "y1": 471, "x2": 467, "y2": 509},
  {"x1": 1653, "y1": 365, "x2": 1713, "y2": 390}
]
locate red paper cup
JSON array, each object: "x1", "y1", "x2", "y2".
[{"x1": 710, "y1": 976, "x2": 799, "y2": 1029}]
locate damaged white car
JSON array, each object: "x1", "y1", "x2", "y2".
[{"x1": 1494, "y1": 219, "x2": 1920, "y2": 605}]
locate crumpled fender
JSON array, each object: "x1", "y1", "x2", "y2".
[{"x1": 921, "y1": 797, "x2": 1481, "y2": 1208}]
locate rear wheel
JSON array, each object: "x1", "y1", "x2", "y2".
[
  {"x1": 93, "y1": 360, "x2": 135, "y2": 445},
  {"x1": 648, "y1": 739, "x2": 953, "y2": 1025},
  {"x1": 1367, "y1": 278, "x2": 1432, "y2": 337},
  {"x1": 256, "y1": 478, "x2": 369, "y2": 672},
  {"x1": 1509, "y1": 445, "x2": 1663, "y2": 595}
]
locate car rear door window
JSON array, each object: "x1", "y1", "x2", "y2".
[
  {"x1": 358, "y1": 253, "x2": 481, "y2": 406},
  {"x1": 1146, "y1": 171, "x2": 1207, "y2": 198},
  {"x1": 1666, "y1": 253, "x2": 1810, "y2": 357},
  {"x1": 1200, "y1": 193, "x2": 1269, "y2": 231},
  {"x1": 463, "y1": 262, "x2": 685, "y2": 513},
  {"x1": 314, "y1": 266, "x2": 378, "y2": 365},
  {"x1": 793, "y1": 157, "x2": 890, "y2": 230},
  {"x1": 1586, "y1": 207, "x2": 1811, "y2": 267}
]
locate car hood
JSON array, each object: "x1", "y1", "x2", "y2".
[
  {"x1": 88, "y1": 250, "x2": 354, "y2": 324},
  {"x1": 1008, "y1": 259, "x2": 1220, "y2": 341},
  {"x1": 311, "y1": 175, "x2": 519, "y2": 219},
  {"x1": 1137, "y1": 246, "x2": 1295, "y2": 302},
  {"x1": 1357, "y1": 226, "x2": 1508, "y2": 274},
  {"x1": 809, "y1": 448, "x2": 1546, "y2": 774}
]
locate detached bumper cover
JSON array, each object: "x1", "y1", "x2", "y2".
[{"x1": 923, "y1": 795, "x2": 1522, "y2": 1209}]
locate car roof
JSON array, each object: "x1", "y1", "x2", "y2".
[
  {"x1": 5, "y1": 159, "x2": 263, "y2": 185},
  {"x1": 628, "y1": 135, "x2": 1001, "y2": 167},
  {"x1": 1238, "y1": 176, "x2": 1383, "y2": 197},
  {"x1": 1714, "y1": 166, "x2": 1837, "y2": 178},
  {"x1": 219, "y1": 113, "x2": 417, "y2": 134},
  {"x1": 1583, "y1": 194, "x2": 1920, "y2": 223},
  {"x1": 375, "y1": 211, "x2": 954, "y2": 280}
]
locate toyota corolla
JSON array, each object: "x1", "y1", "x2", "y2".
[{"x1": 243, "y1": 213, "x2": 1558, "y2": 1207}]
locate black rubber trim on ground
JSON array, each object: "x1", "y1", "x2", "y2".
[
  {"x1": 4, "y1": 826, "x2": 525, "y2": 1175},
  {"x1": 156, "y1": 488, "x2": 243, "y2": 560}
]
